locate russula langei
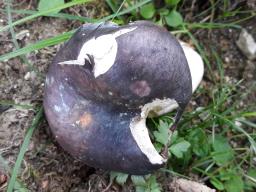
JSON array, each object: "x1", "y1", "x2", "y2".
[{"x1": 43, "y1": 21, "x2": 204, "y2": 175}]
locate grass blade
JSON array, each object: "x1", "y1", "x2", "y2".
[
  {"x1": 241, "y1": 112, "x2": 256, "y2": 117},
  {"x1": 7, "y1": 107, "x2": 44, "y2": 192},
  {"x1": 186, "y1": 22, "x2": 240, "y2": 29},
  {"x1": 0, "y1": 100, "x2": 35, "y2": 110},
  {"x1": 214, "y1": 113, "x2": 256, "y2": 154},
  {"x1": 5, "y1": 0, "x2": 42, "y2": 77},
  {"x1": 0, "y1": 8, "x2": 96, "y2": 22},
  {"x1": 105, "y1": 0, "x2": 118, "y2": 13},
  {"x1": 0, "y1": 31, "x2": 73, "y2": 62},
  {"x1": 186, "y1": 30, "x2": 216, "y2": 82},
  {"x1": 238, "y1": 119, "x2": 256, "y2": 129},
  {"x1": 0, "y1": 0, "x2": 93, "y2": 33}
]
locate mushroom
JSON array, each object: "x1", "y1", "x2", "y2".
[{"x1": 43, "y1": 21, "x2": 204, "y2": 175}]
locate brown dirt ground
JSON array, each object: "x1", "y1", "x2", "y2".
[{"x1": 0, "y1": 1, "x2": 255, "y2": 192}]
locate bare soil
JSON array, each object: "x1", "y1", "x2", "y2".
[{"x1": 0, "y1": 1, "x2": 255, "y2": 191}]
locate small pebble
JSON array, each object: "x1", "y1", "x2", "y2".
[
  {"x1": 236, "y1": 29, "x2": 256, "y2": 60},
  {"x1": 24, "y1": 71, "x2": 36, "y2": 81},
  {"x1": 224, "y1": 57, "x2": 230, "y2": 63}
]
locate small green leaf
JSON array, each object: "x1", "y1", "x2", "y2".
[
  {"x1": 115, "y1": 173, "x2": 129, "y2": 185},
  {"x1": 140, "y1": 3, "x2": 155, "y2": 19},
  {"x1": 149, "y1": 176, "x2": 161, "y2": 192},
  {"x1": 212, "y1": 135, "x2": 234, "y2": 166},
  {"x1": 153, "y1": 120, "x2": 169, "y2": 145},
  {"x1": 38, "y1": 0, "x2": 65, "y2": 14},
  {"x1": 169, "y1": 140, "x2": 190, "y2": 158},
  {"x1": 224, "y1": 174, "x2": 243, "y2": 192},
  {"x1": 246, "y1": 168, "x2": 256, "y2": 188},
  {"x1": 135, "y1": 186, "x2": 146, "y2": 192},
  {"x1": 131, "y1": 175, "x2": 146, "y2": 186},
  {"x1": 135, "y1": 175, "x2": 161, "y2": 192},
  {"x1": 110, "y1": 171, "x2": 129, "y2": 185},
  {"x1": 14, "y1": 180, "x2": 29, "y2": 192},
  {"x1": 165, "y1": 10, "x2": 183, "y2": 27},
  {"x1": 165, "y1": 0, "x2": 181, "y2": 6},
  {"x1": 170, "y1": 130, "x2": 178, "y2": 144},
  {"x1": 210, "y1": 178, "x2": 225, "y2": 190},
  {"x1": 110, "y1": 171, "x2": 119, "y2": 182},
  {"x1": 187, "y1": 128, "x2": 209, "y2": 157},
  {"x1": 219, "y1": 169, "x2": 233, "y2": 181},
  {"x1": 159, "y1": 8, "x2": 169, "y2": 16},
  {"x1": 156, "y1": 18, "x2": 164, "y2": 27}
]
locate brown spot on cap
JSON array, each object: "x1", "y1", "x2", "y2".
[
  {"x1": 78, "y1": 112, "x2": 93, "y2": 128},
  {"x1": 129, "y1": 80, "x2": 151, "y2": 97}
]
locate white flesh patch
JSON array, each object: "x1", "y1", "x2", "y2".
[
  {"x1": 141, "y1": 98, "x2": 179, "y2": 118},
  {"x1": 179, "y1": 41, "x2": 204, "y2": 92},
  {"x1": 59, "y1": 27, "x2": 137, "y2": 78},
  {"x1": 130, "y1": 98, "x2": 178, "y2": 165},
  {"x1": 130, "y1": 118, "x2": 164, "y2": 165},
  {"x1": 58, "y1": 60, "x2": 84, "y2": 65}
]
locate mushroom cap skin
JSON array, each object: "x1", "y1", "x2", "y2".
[{"x1": 43, "y1": 21, "x2": 193, "y2": 175}]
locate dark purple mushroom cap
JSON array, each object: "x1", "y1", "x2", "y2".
[{"x1": 43, "y1": 21, "x2": 192, "y2": 175}]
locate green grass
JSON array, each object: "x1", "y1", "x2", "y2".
[
  {"x1": 0, "y1": 100, "x2": 35, "y2": 110},
  {"x1": 0, "y1": 8, "x2": 96, "y2": 22},
  {"x1": 7, "y1": 107, "x2": 43, "y2": 192},
  {"x1": 0, "y1": 0, "x2": 93, "y2": 33},
  {"x1": 1, "y1": 0, "x2": 256, "y2": 191}
]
